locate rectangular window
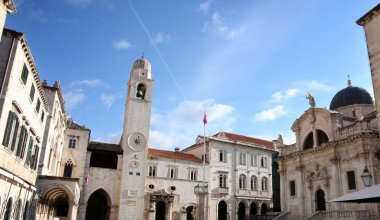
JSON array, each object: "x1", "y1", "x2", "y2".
[
  {"x1": 148, "y1": 165, "x2": 156, "y2": 177},
  {"x1": 189, "y1": 169, "x2": 197, "y2": 181},
  {"x1": 347, "y1": 170, "x2": 356, "y2": 190},
  {"x1": 21, "y1": 64, "x2": 29, "y2": 84},
  {"x1": 16, "y1": 126, "x2": 28, "y2": 157},
  {"x1": 261, "y1": 156, "x2": 268, "y2": 168},
  {"x1": 31, "y1": 145, "x2": 39, "y2": 170},
  {"x1": 68, "y1": 139, "x2": 76, "y2": 148},
  {"x1": 40, "y1": 111, "x2": 45, "y2": 122},
  {"x1": 2, "y1": 111, "x2": 19, "y2": 150},
  {"x1": 219, "y1": 150, "x2": 226, "y2": 162},
  {"x1": 35, "y1": 99, "x2": 41, "y2": 113},
  {"x1": 290, "y1": 180, "x2": 296, "y2": 196},
  {"x1": 239, "y1": 153, "x2": 246, "y2": 165},
  {"x1": 219, "y1": 174, "x2": 227, "y2": 188},
  {"x1": 29, "y1": 85, "x2": 35, "y2": 101},
  {"x1": 25, "y1": 137, "x2": 34, "y2": 165},
  {"x1": 251, "y1": 154, "x2": 257, "y2": 167},
  {"x1": 169, "y1": 167, "x2": 178, "y2": 179}
]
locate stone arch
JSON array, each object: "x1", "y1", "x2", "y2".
[
  {"x1": 316, "y1": 129, "x2": 329, "y2": 146},
  {"x1": 261, "y1": 203, "x2": 268, "y2": 215},
  {"x1": 181, "y1": 203, "x2": 197, "y2": 220},
  {"x1": 85, "y1": 188, "x2": 111, "y2": 220},
  {"x1": 237, "y1": 201, "x2": 246, "y2": 220},
  {"x1": 136, "y1": 83, "x2": 147, "y2": 99},
  {"x1": 39, "y1": 184, "x2": 76, "y2": 219},
  {"x1": 217, "y1": 200, "x2": 227, "y2": 220},
  {"x1": 4, "y1": 197, "x2": 13, "y2": 220},
  {"x1": 249, "y1": 202, "x2": 257, "y2": 216},
  {"x1": 303, "y1": 132, "x2": 314, "y2": 150},
  {"x1": 315, "y1": 189, "x2": 326, "y2": 211},
  {"x1": 63, "y1": 159, "x2": 74, "y2": 177}
]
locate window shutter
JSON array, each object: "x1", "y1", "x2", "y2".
[
  {"x1": 32, "y1": 146, "x2": 39, "y2": 170},
  {"x1": 10, "y1": 118, "x2": 19, "y2": 151},
  {"x1": 2, "y1": 111, "x2": 14, "y2": 147},
  {"x1": 20, "y1": 131, "x2": 29, "y2": 158},
  {"x1": 26, "y1": 138, "x2": 34, "y2": 165},
  {"x1": 16, "y1": 126, "x2": 26, "y2": 156}
]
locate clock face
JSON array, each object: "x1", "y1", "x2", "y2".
[
  {"x1": 128, "y1": 132, "x2": 147, "y2": 151},
  {"x1": 129, "y1": 161, "x2": 139, "y2": 168}
]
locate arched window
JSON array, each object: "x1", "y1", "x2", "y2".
[
  {"x1": 136, "y1": 83, "x2": 146, "y2": 100},
  {"x1": 251, "y1": 175, "x2": 258, "y2": 190},
  {"x1": 4, "y1": 197, "x2": 13, "y2": 220},
  {"x1": 262, "y1": 177, "x2": 268, "y2": 191},
  {"x1": 23, "y1": 201, "x2": 29, "y2": 220},
  {"x1": 239, "y1": 174, "x2": 247, "y2": 189},
  {"x1": 63, "y1": 160, "x2": 73, "y2": 177},
  {"x1": 317, "y1": 129, "x2": 329, "y2": 146},
  {"x1": 303, "y1": 132, "x2": 314, "y2": 150}
]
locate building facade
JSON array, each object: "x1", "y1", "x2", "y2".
[
  {"x1": 0, "y1": 28, "x2": 48, "y2": 220},
  {"x1": 277, "y1": 4, "x2": 380, "y2": 219}
]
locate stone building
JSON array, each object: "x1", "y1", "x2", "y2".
[
  {"x1": 0, "y1": 28, "x2": 48, "y2": 220},
  {"x1": 277, "y1": 4, "x2": 380, "y2": 219},
  {"x1": 182, "y1": 132, "x2": 277, "y2": 220}
]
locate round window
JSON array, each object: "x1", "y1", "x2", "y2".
[{"x1": 149, "y1": 184, "x2": 154, "y2": 189}]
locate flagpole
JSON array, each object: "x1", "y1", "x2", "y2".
[{"x1": 203, "y1": 112, "x2": 207, "y2": 220}]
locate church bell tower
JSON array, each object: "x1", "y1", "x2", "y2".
[{"x1": 119, "y1": 56, "x2": 153, "y2": 220}]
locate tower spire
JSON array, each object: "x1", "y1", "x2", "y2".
[{"x1": 347, "y1": 74, "x2": 352, "y2": 87}]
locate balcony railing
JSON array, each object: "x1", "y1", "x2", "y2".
[
  {"x1": 218, "y1": 187, "x2": 229, "y2": 194},
  {"x1": 335, "y1": 121, "x2": 376, "y2": 140},
  {"x1": 305, "y1": 210, "x2": 370, "y2": 220}
]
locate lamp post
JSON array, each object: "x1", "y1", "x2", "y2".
[{"x1": 361, "y1": 166, "x2": 373, "y2": 187}]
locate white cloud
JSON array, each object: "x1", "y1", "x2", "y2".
[
  {"x1": 199, "y1": 0, "x2": 213, "y2": 13},
  {"x1": 67, "y1": 0, "x2": 91, "y2": 7},
  {"x1": 202, "y1": 11, "x2": 244, "y2": 40},
  {"x1": 151, "y1": 32, "x2": 170, "y2": 44},
  {"x1": 100, "y1": 94, "x2": 117, "y2": 109},
  {"x1": 113, "y1": 39, "x2": 133, "y2": 50},
  {"x1": 95, "y1": 132, "x2": 121, "y2": 144},
  {"x1": 149, "y1": 99, "x2": 237, "y2": 149},
  {"x1": 270, "y1": 89, "x2": 298, "y2": 103},
  {"x1": 254, "y1": 105, "x2": 287, "y2": 122},
  {"x1": 69, "y1": 79, "x2": 103, "y2": 87},
  {"x1": 64, "y1": 91, "x2": 85, "y2": 109}
]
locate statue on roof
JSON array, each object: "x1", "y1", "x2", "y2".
[{"x1": 306, "y1": 92, "x2": 316, "y2": 108}]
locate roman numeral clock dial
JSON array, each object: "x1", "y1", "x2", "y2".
[{"x1": 127, "y1": 132, "x2": 147, "y2": 152}]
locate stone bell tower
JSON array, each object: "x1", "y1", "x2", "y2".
[
  {"x1": 119, "y1": 56, "x2": 153, "y2": 220},
  {"x1": 357, "y1": 4, "x2": 380, "y2": 128}
]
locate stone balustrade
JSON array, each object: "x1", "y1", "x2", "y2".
[
  {"x1": 305, "y1": 210, "x2": 370, "y2": 220},
  {"x1": 335, "y1": 121, "x2": 375, "y2": 140},
  {"x1": 272, "y1": 211, "x2": 290, "y2": 220}
]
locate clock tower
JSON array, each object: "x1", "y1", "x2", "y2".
[{"x1": 119, "y1": 56, "x2": 153, "y2": 220}]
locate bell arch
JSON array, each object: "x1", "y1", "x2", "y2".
[
  {"x1": 85, "y1": 189, "x2": 111, "y2": 220},
  {"x1": 316, "y1": 129, "x2": 329, "y2": 146},
  {"x1": 303, "y1": 132, "x2": 314, "y2": 150}
]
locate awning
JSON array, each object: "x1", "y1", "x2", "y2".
[{"x1": 328, "y1": 184, "x2": 380, "y2": 203}]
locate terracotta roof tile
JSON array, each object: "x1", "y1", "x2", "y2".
[
  {"x1": 213, "y1": 131, "x2": 273, "y2": 149},
  {"x1": 88, "y1": 141, "x2": 123, "y2": 154},
  {"x1": 148, "y1": 148, "x2": 203, "y2": 163}
]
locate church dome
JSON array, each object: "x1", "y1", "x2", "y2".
[
  {"x1": 133, "y1": 56, "x2": 151, "y2": 72},
  {"x1": 329, "y1": 80, "x2": 373, "y2": 110}
]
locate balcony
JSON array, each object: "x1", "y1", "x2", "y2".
[{"x1": 218, "y1": 187, "x2": 229, "y2": 194}]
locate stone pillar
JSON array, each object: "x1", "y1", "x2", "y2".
[
  {"x1": 357, "y1": 5, "x2": 380, "y2": 129},
  {"x1": 68, "y1": 202, "x2": 78, "y2": 220}
]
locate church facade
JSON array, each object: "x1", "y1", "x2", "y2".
[{"x1": 278, "y1": 3, "x2": 380, "y2": 219}]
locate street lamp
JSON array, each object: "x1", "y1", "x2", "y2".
[{"x1": 361, "y1": 166, "x2": 372, "y2": 187}]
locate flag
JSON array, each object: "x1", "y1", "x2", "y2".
[
  {"x1": 85, "y1": 174, "x2": 89, "y2": 186},
  {"x1": 203, "y1": 113, "x2": 207, "y2": 125}
]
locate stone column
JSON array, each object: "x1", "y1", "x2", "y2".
[{"x1": 68, "y1": 202, "x2": 78, "y2": 220}]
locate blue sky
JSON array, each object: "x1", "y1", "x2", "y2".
[{"x1": 6, "y1": 0, "x2": 379, "y2": 150}]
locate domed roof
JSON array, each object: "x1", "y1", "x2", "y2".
[
  {"x1": 329, "y1": 80, "x2": 373, "y2": 110},
  {"x1": 132, "y1": 56, "x2": 151, "y2": 72}
]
